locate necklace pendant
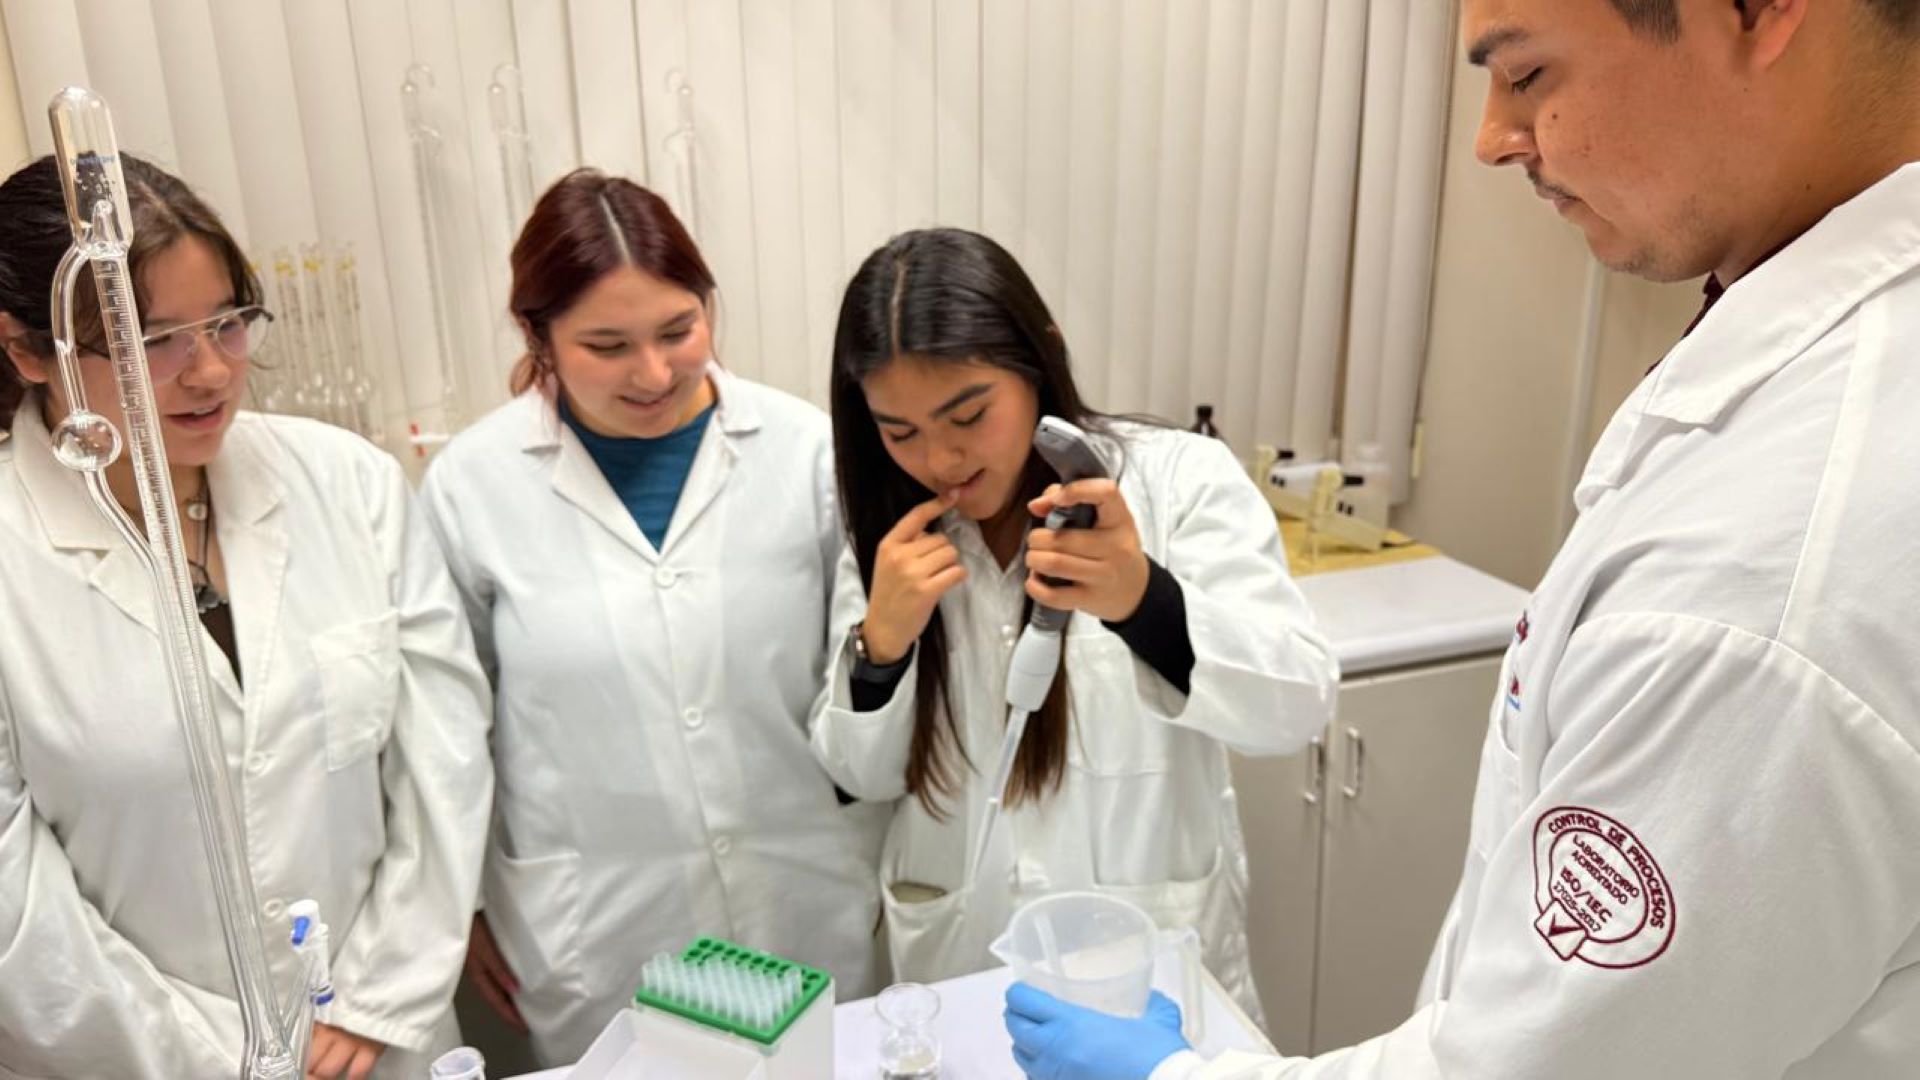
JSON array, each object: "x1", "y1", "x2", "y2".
[{"x1": 194, "y1": 581, "x2": 227, "y2": 615}]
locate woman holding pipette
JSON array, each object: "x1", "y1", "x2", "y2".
[
  {"x1": 0, "y1": 156, "x2": 492, "y2": 1080},
  {"x1": 808, "y1": 227, "x2": 1338, "y2": 1018},
  {"x1": 421, "y1": 170, "x2": 887, "y2": 1066}
]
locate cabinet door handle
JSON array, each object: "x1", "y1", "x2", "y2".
[
  {"x1": 1303, "y1": 736, "x2": 1326, "y2": 805},
  {"x1": 1341, "y1": 726, "x2": 1365, "y2": 800}
]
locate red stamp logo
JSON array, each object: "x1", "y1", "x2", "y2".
[{"x1": 1531, "y1": 807, "x2": 1676, "y2": 969}]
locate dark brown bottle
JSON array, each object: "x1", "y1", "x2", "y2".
[{"x1": 1191, "y1": 404, "x2": 1221, "y2": 439}]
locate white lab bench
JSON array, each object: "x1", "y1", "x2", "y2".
[
  {"x1": 832, "y1": 943, "x2": 1272, "y2": 1078},
  {"x1": 1232, "y1": 554, "x2": 1529, "y2": 1056},
  {"x1": 511, "y1": 940, "x2": 1271, "y2": 1079}
]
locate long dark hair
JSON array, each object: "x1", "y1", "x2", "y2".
[
  {"x1": 831, "y1": 227, "x2": 1112, "y2": 817},
  {"x1": 507, "y1": 169, "x2": 716, "y2": 395},
  {"x1": 0, "y1": 155, "x2": 262, "y2": 429}
]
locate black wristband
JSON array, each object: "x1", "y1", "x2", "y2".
[
  {"x1": 850, "y1": 647, "x2": 912, "y2": 712},
  {"x1": 1102, "y1": 557, "x2": 1195, "y2": 695},
  {"x1": 851, "y1": 647, "x2": 912, "y2": 684}
]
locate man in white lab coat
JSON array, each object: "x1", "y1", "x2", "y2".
[{"x1": 1004, "y1": 1, "x2": 1920, "y2": 1077}]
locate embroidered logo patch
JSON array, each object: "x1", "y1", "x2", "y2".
[{"x1": 1532, "y1": 807, "x2": 1676, "y2": 969}]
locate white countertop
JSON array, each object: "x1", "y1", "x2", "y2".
[
  {"x1": 1294, "y1": 556, "x2": 1530, "y2": 677},
  {"x1": 512, "y1": 943, "x2": 1270, "y2": 1079},
  {"x1": 833, "y1": 946, "x2": 1271, "y2": 1078}
]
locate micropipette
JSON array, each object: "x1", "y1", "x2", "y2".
[{"x1": 964, "y1": 417, "x2": 1111, "y2": 888}]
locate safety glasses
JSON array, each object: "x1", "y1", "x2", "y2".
[{"x1": 139, "y1": 305, "x2": 275, "y2": 383}]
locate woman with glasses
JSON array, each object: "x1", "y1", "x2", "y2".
[{"x1": 0, "y1": 155, "x2": 492, "y2": 1080}]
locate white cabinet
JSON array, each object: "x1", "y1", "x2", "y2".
[
  {"x1": 1234, "y1": 653, "x2": 1499, "y2": 1054},
  {"x1": 1234, "y1": 554, "x2": 1528, "y2": 1054}
]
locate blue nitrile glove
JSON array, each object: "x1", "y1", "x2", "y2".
[{"x1": 1003, "y1": 983, "x2": 1191, "y2": 1080}]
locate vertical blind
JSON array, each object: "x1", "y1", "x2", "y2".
[{"x1": 5, "y1": 0, "x2": 1452, "y2": 493}]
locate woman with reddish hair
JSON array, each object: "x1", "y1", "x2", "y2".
[{"x1": 421, "y1": 169, "x2": 885, "y2": 1065}]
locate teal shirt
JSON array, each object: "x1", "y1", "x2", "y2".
[{"x1": 561, "y1": 398, "x2": 716, "y2": 550}]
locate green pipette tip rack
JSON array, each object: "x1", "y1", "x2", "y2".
[{"x1": 633, "y1": 937, "x2": 831, "y2": 1048}]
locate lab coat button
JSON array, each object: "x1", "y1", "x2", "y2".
[
  {"x1": 246, "y1": 753, "x2": 269, "y2": 775},
  {"x1": 713, "y1": 835, "x2": 732, "y2": 857},
  {"x1": 262, "y1": 898, "x2": 285, "y2": 920},
  {"x1": 654, "y1": 567, "x2": 679, "y2": 588},
  {"x1": 683, "y1": 707, "x2": 704, "y2": 730}
]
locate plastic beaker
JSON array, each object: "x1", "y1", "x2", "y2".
[
  {"x1": 875, "y1": 982, "x2": 942, "y2": 1079},
  {"x1": 990, "y1": 892, "x2": 1159, "y2": 1018}
]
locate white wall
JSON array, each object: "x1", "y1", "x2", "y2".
[
  {"x1": 1395, "y1": 44, "x2": 1698, "y2": 589},
  {"x1": 0, "y1": 8, "x2": 26, "y2": 174}
]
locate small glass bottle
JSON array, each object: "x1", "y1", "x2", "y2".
[
  {"x1": 1190, "y1": 404, "x2": 1221, "y2": 439},
  {"x1": 876, "y1": 982, "x2": 942, "y2": 1079}
]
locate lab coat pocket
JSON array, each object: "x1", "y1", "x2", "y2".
[
  {"x1": 1429, "y1": 725, "x2": 1521, "y2": 1000},
  {"x1": 1469, "y1": 715, "x2": 1523, "y2": 859},
  {"x1": 483, "y1": 848, "x2": 588, "y2": 1003},
  {"x1": 880, "y1": 872, "x2": 975, "y2": 985},
  {"x1": 311, "y1": 610, "x2": 401, "y2": 771},
  {"x1": 1065, "y1": 634, "x2": 1173, "y2": 776},
  {"x1": 1091, "y1": 845, "x2": 1228, "y2": 944}
]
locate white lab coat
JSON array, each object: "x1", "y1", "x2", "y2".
[
  {"x1": 1157, "y1": 162, "x2": 1920, "y2": 1080},
  {"x1": 0, "y1": 407, "x2": 494, "y2": 1079},
  {"x1": 421, "y1": 366, "x2": 889, "y2": 1065},
  {"x1": 809, "y1": 423, "x2": 1337, "y2": 1018}
]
